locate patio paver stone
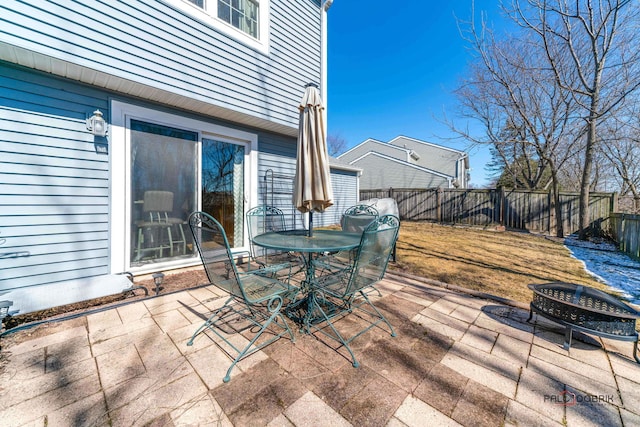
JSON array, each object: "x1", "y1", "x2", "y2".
[{"x1": 1, "y1": 272, "x2": 639, "y2": 426}]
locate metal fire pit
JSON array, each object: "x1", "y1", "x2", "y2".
[{"x1": 527, "y1": 282, "x2": 640, "y2": 363}]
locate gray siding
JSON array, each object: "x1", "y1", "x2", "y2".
[
  {"x1": 339, "y1": 141, "x2": 407, "y2": 163},
  {"x1": 258, "y1": 144, "x2": 358, "y2": 229},
  {"x1": 327, "y1": 169, "x2": 358, "y2": 226},
  {"x1": 0, "y1": 63, "x2": 111, "y2": 293},
  {"x1": 351, "y1": 156, "x2": 449, "y2": 190},
  {"x1": 390, "y1": 137, "x2": 463, "y2": 177},
  {"x1": 0, "y1": 0, "x2": 322, "y2": 129},
  {"x1": 0, "y1": 62, "x2": 359, "y2": 313}
]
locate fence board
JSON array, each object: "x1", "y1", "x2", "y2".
[
  {"x1": 610, "y1": 213, "x2": 640, "y2": 260},
  {"x1": 360, "y1": 188, "x2": 615, "y2": 236}
]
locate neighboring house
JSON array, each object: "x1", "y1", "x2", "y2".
[
  {"x1": 338, "y1": 136, "x2": 470, "y2": 190},
  {"x1": 0, "y1": 0, "x2": 356, "y2": 314}
]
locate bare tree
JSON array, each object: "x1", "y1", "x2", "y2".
[
  {"x1": 600, "y1": 112, "x2": 640, "y2": 210},
  {"x1": 327, "y1": 133, "x2": 348, "y2": 157},
  {"x1": 451, "y1": 14, "x2": 581, "y2": 236},
  {"x1": 509, "y1": 0, "x2": 640, "y2": 238}
]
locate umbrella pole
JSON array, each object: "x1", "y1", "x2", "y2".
[{"x1": 308, "y1": 211, "x2": 313, "y2": 237}]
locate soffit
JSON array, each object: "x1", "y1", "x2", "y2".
[{"x1": 0, "y1": 43, "x2": 298, "y2": 137}]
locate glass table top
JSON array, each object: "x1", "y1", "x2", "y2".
[{"x1": 252, "y1": 229, "x2": 361, "y2": 253}]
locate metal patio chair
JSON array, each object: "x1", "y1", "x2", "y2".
[
  {"x1": 308, "y1": 214, "x2": 400, "y2": 368},
  {"x1": 341, "y1": 204, "x2": 379, "y2": 234},
  {"x1": 186, "y1": 211, "x2": 297, "y2": 383},
  {"x1": 335, "y1": 204, "x2": 379, "y2": 263},
  {"x1": 315, "y1": 204, "x2": 380, "y2": 280},
  {"x1": 246, "y1": 205, "x2": 302, "y2": 279}
]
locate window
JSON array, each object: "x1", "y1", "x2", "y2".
[
  {"x1": 218, "y1": 0, "x2": 258, "y2": 39},
  {"x1": 187, "y1": 0, "x2": 204, "y2": 7},
  {"x1": 174, "y1": 0, "x2": 267, "y2": 48}
]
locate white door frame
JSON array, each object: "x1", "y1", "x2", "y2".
[{"x1": 109, "y1": 100, "x2": 258, "y2": 274}]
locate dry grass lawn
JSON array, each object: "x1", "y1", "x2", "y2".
[{"x1": 391, "y1": 221, "x2": 609, "y2": 304}]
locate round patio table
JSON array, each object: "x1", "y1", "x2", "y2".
[
  {"x1": 252, "y1": 229, "x2": 361, "y2": 331},
  {"x1": 251, "y1": 229, "x2": 361, "y2": 253}
]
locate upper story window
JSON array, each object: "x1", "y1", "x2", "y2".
[
  {"x1": 173, "y1": 0, "x2": 269, "y2": 53},
  {"x1": 218, "y1": 0, "x2": 258, "y2": 38},
  {"x1": 185, "y1": 0, "x2": 259, "y2": 39}
]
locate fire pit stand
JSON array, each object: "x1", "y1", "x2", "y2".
[{"x1": 527, "y1": 282, "x2": 640, "y2": 363}]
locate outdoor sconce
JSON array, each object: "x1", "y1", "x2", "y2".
[
  {"x1": 152, "y1": 272, "x2": 164, "y2": 295},
  {"x1": 86, "y1": 109, "x2": 107, "y2": 137}
]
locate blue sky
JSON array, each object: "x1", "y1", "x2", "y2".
[{"x1": 326, "y1": 1, "x2": 507, "y2": 187}]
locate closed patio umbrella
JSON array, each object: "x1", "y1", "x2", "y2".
[{"x1": 293, "y1": 83, "x2": 333, "y2": 236}]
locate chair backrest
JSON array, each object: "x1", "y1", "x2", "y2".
[
  {"x1": 345, "y1": 215, "x2": 400, "y2": 296},
  {"x1": 188, "y1": 211, "x2": 247, "y2": 301},
  {"x1": 246, "y1": 206, "x2": 287, "y2": 259},
  {"x1": 143, "y1": 191, "x2": 174, "y2": 222},
  {"x1": 341, "y1": 204, "x2": 379, "y2": 234}
]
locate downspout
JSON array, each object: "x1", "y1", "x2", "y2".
[{"x1": 460, "y1": 153, "x2": 469, "y2": 188}]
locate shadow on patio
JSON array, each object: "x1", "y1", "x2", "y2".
[{"x1": 1, "y1": 272, "x2": 639, "y2": 426}]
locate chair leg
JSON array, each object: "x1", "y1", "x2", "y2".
[
  {"x1": 307, "y1": 293, "x2": 361, "y2": 367},
  {"x1": 563, "y1": 327, "x2": 573, "y2": 351},
  {"x1": 136, "y1": 227, "x2": 144, "y2": 260},
  {"x1": 358, "y1": 291, "x2": 396, "y2": 337},
  {"x1": 166, "y1": 225, "x2": 174, "y2": 257},
  {"x1": 177, "y1": 223, "x2": 187, "y2": 254},
  {"x1": 187, "y1": 296, "x2": 295, "y2": 383}
]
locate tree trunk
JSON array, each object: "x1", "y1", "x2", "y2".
[
  {"x1": 579, "y1": 88, "x2": 601, "y2": 240},
  {"x1": 551, "y1": 170, "x2": 564, "y2": 238}
]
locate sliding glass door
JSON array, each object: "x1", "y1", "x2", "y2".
[
  {"x1": 126, "y1": 122, "x2": 248, "y2": 267},
  {"x1": 129, "y1": 120, "x2": 198, "y2": 266},
  {"x1": 201, "y1": 137, "x2": 246, "y2": 248}
]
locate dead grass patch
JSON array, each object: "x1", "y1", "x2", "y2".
[{"x1": 391, "y1": 221, "x2": 608, "y2": 303}]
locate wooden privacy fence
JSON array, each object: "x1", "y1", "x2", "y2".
[
  {"x1": 609, "y1": 213, "x2": 640, "y2": 260},
  {"x1": 360, "y1": 188, "x2": 616, "y2": 236}
]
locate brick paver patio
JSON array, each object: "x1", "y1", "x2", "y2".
[{"x1": 1, "y1": 272, "x2": 639, "y2": 426}]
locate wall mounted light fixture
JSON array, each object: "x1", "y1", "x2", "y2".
[{"x1": 86, "y1": 109, "x2": 107, "y2": 136}]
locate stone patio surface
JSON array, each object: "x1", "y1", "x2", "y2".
[{"x1": 1, "y1": 272, "x2": 639, "y2": 426}]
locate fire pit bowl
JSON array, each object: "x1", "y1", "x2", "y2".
[{"x1": 527, "y1": 282, "x2": 640, "y2": 363}]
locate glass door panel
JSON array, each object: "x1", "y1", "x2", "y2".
[
  {"x1": 201, "y1": 138, "x2": 245, "y2": 248},
  {"x1": 130, "y1": 120, "x2": 198, "y2": 266}
]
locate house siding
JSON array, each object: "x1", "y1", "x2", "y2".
[
  {"x1": 389, "y1": 137, "x2": 463, "y2": 177},
  {"x1": 340, "y1": 142, "x2": 407, "y2": 163},
  {"x1": 1, "y1": 61, "x2": 355, "y2": 314},
  {"x1": 327, "y1": 169, "x2": 359, "y2": 225},
  {"x1": 258, "y1": 145, "x2": 358, "y2": 229},
  {"x1": 0, "y1": 0, "x2": 345, "y2": 314},
  {"x1": 0, "y1": 63, "x2": 112, "y2": 295},
  {"x1": 0, "y1": 0, "x2": 322, "y2": 129},
  {"x1": 351, "y1": 156, "x2": 449, "y2": 190}
]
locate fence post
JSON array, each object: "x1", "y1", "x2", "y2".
[
  {"x1": 548, "y1": 189, "x2": 552, "y2": 235},
  {"x1": 498, "y1": 186, "x2": 505, "y2": 227},
  {"x1": 436, "y1": 187, "x2": 442, "y2": 223}
]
